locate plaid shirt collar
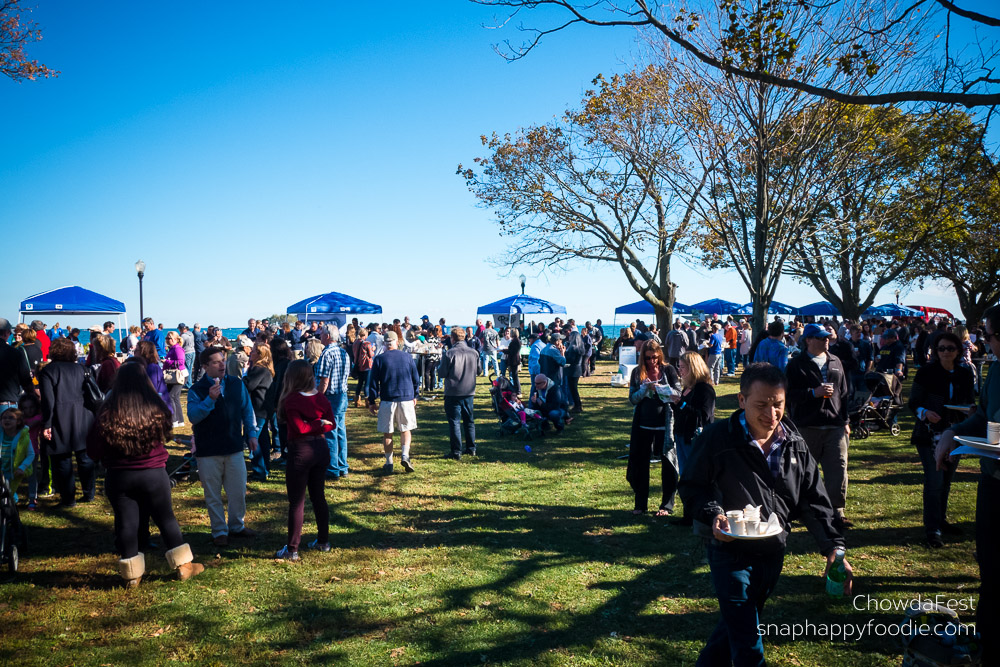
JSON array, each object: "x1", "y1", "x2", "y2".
[{"x1": 739, "y1": 413, "x2": 785, "y2": 479}]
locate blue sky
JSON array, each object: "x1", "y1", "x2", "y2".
[{"x1": 0, "y1": 1, "x2": 985, "y2": 329}]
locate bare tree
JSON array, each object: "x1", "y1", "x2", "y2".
[
  {"x1": 782, "y1": 107, "x2": 982, "y2": 319},
  {"x1": 458, "y1": 67, "x2": 708, "y2": 332},
  {"x1": 1, "y1": 0, "x2": 58, "y2": 82},
  {"x1": 473, "y1": 0, "x2": 999, "y2": 107}
]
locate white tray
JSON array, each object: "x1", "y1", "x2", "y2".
[
  {"x1": 944, "y1": 404, "x2": 976, "y2": 412},
  {"x1": 721, "y1": 522, "x2": 783, "y2": 540},
  {"x1": 954, "y1": 435, "x2": 1000, "y2": 450}
]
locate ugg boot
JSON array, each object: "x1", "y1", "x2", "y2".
[
  {"x1": 165, "y1": 543, "x2": 205, "y2": 581},
  {"x1": 118, "y1": 553, "x2": 145, "y2": 588}
]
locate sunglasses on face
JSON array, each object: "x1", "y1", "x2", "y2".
[
  {"x1": 937, "y1": 346, "x2": 958, "y2": 352},
  {"x1": 644, "y1": 355, "x2": 658, "y2": 360}
]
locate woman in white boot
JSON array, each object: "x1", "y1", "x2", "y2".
[{"x1": 86, "y1": 363, "x2": 204, "y2": 587}]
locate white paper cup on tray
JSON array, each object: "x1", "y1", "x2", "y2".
[{"x1": 988, "y1": 422, "x2": 1000, "y2": 445}]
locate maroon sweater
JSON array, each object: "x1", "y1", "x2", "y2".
[
  {"x1": 86, "y1": 426, "x2": 169, "y2": 470},
  {"x1": 282, "y1": 392, "x2": 335, "y2": 441}
]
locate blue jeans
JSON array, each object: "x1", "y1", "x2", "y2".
[
  {"x1": 675, "y1": 434, "x2": 693, "y2": 476},
  {"x1": 184, "y1": 352, "x2": 195, "y2": 387},
  {"x1": 482, "y1": 350, "x2": 499, "y2": 376},
  {"x1": 724, "y1": 348, "x2": 736, "y2": 374},
  {"x1": 249, "y1": 420, "x2": 272, "y2": 480},
  {"x1": 698, "y1": 544, "x2": 784, "y2": 667},
  {"x1": 324, "y1": 391, "x2": 349, "y2": 477},
  {"x1": 444, "y1": 395, "x2": 476, "y2": 455}
]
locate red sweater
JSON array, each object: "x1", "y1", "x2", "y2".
[{"x1": 283, "y1": 392, "x2": 335, "y2": 441}]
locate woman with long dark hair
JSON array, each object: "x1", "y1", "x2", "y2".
[
  {"x1": 504, "y1": 329, "x2": 522, "y2": 395},
  {"x1": 908, "y1": 331, "x2": 976, "y2": 548},
  {"x1": 274, "y1": 359, "x2": 334, "y2": 561},
  {"x1": 267, "y1": 336, "x2": 294, "y2": 464},
  {"x1": 626, "y1": 340, "x2": 681, "y2": 516},
  {"x1": 87, "y1": 363, "x2": 204, "y2": 586},
  {"x1": 39, "y1": 337, "x2": 95, "y2": 506}
]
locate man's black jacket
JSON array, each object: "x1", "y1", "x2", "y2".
[
  {"x1": 678, "y1": 411, "x2": 845, "y2": 556},
  {"x1": 785, "y1": 352, "x2": 850, "y2": 427}
]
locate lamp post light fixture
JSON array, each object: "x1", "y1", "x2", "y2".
[
  {"x1": 519, "y1": 273, "x2": 526, "y2": 295},
  {"x1": 895, "y1": 289, "x2": 900, "y2": 305},
  {"x1": 135, "y1": 259, "x2": 146, "y2": 321}
]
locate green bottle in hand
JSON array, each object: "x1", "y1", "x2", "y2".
[{"x1": 826, "y1": 548, "x2": 847, "y2": 599}]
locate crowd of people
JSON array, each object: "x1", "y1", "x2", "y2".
[{"x1": 2, "y1": 304, "x2": 999, "y2": 665}]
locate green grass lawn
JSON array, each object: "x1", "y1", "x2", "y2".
[{"x1": 0, "y1": 360, "x2": 984, "y2": 665}]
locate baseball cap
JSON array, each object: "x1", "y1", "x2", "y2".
[
  {"x1": 236, "y1": 334, "x2": 254, "y2": 348},
  {"x1": 802, "y1": 323, "x2": 832, "y2": 339},
  {"x1": 549, "y1": 333, "x2": 564, "y2": 341},
  {"x1": 384, "y1": 331, "x2": 399, "y2": 344},
  {"x1": 178, "y1": 323, "x2": 187, "y2": 330},
  {"x1": 421, "y1": 315, "x2": 429, "y2": 320}
]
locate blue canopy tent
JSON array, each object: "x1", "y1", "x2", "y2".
[
  {"x1": 799, "y1": 301, "x2": 841, "y2": 317},
  {"x1": 477, "y1": 294, "x2": 566, "y2": 329},
  {"x1": 862, "y1": 303, "x2": 923, "y2": 319},
  {"x1": 688, "y1": 298, "x2": 743, "y2": 315},
  {"x1": 614, "y1": 299, "x2": 691, "y2": 316},
  {"x1": 19, "y1": 285, "x2": 128, "y2": 346},
  {"x1": 287, "y1": 291, "x2": 382, "y2": 329},
  {"x1": 737, "y1": 301, "x2": 798, "y2": 316}
]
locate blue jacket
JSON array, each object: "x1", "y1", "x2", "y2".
[
  {"x1": 367, "y1": 349, "x2": 420, "y2": 403},
  {"x1": 753, "y1": 337, "x2": 788, "y2": 370}
]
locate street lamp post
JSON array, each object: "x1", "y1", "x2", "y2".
[
  {"x1": 519, "y1": 273, "x2": 526, "y2": 295},
  {"x1": 895, "y1": 289, "x2": 900, "y2": 305},
  {"x1": 135, "y1": 260, "x2": 146, "y2": 321}
]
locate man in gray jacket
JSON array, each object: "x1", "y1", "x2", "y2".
[{"x1": 438, "y1": 327, "x2": 481, "y2": 459}]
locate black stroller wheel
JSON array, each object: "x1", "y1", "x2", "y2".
[
  {"x1": 7, "y1": 544, "x2": 17, "y2": 573},
  {"x1": 169, "y1": 477, "x2": 178, "y2": 488},
  {"x1": 890, "y1": 422, "x2": 901, "y2": 436}
]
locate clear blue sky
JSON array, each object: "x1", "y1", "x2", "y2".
[{"x1": 0, "y1": 1, "x2": 982, "y2": 330}]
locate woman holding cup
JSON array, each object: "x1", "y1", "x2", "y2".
[
  {"x1": 908, "y1": 331, "x2": 975, "y2": 548},
  {"x1": 626, "y1": 341, "x2": 681, "y2": 516}
]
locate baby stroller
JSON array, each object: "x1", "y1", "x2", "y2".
[
  {"x1": 0, "y1": 475, "x2": 26, "y2": 574},
  {"x1": 489, "y1": 373, "x2": 544, "y2": 440},
  {"x1": 849, "y1": 371, "x2": 904, "y2": 439},
  {"x1": 167, "y1": 433, "x2": 198, "y2": 488}
]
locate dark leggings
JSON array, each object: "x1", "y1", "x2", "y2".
[
  {"x1": 51, "y1": 449, "x2": 96, "y2": 504},
  {"x1": 354, "y1": 370, "x2": 370, "y2": 403},
  {"x1": 626, "y1": 428, "x2": 676, "y2": 512},
  {"x1": 285, "y1": 436, "x2": 330, "y2": 551},
  {"x1": 568, "y1": 376, "x2": 582, "y2": 410},
  {"x1": 168, "y1": 383, "x2": 184, "y2": 423},
  {"x1": 106, "y1": 467, "x2": 184, "y2": 559}
]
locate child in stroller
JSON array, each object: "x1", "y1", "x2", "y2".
[
  {"x1": 489, "y1": 373, "x2": 544, "y2": 439},
  {"x1": 849, "y1": 371, "x2": 904, "y2": 439}
]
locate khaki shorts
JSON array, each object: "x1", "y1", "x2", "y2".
[{"x1": 377, "y1": 400, "x2": 418, "y2": 433}]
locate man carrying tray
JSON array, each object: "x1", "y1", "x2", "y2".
[
  {"x1": 936, "y1": 303, "x2": 1000, "y2": 663},
  {"x1": 679, "y1": 362, "x2": 852, "y2": 666}
]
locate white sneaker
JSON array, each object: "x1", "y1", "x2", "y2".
[{"x1": 173, "y1": 421, "x2": 185, "y2": 428}]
